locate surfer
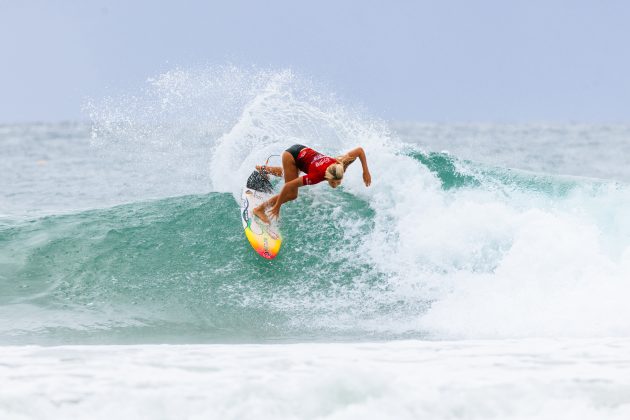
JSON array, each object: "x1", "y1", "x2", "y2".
[{"x1": 253, "y1": 144, "x2": 371, "y2": 224}]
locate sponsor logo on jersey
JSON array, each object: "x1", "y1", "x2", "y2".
[{"x1": 314, "y1": 156, "x2": 331, "y2": 167}]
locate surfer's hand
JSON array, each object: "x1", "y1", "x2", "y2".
[
  {"x1": 269, "y1": 204, "x2": 281, "y2": 220},
  {"x1": 256, "y1": 165, "x2": 282, "y2": 177},
  {"x1": 363, "y1": 170, "x2": 372, "y2": 187}
]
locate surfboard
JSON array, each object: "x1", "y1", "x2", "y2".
[{"x1": 240, "y1": 170, "x2": 282, "y2": 259}]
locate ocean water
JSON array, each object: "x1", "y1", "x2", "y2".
[{"x1": 2, "y1": 67, "x2": 630, "y2": 419}]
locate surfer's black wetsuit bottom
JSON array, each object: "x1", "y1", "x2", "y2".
[{"x1": 286, "y1": 144, "x2": 306, "y2": 161}]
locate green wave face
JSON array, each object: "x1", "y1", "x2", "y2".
[{"x1": 1, "y1": 192, "x2": 396, "y2": 344}]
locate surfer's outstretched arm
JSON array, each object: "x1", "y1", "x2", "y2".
[
  {"x1": 256, "y1": 165, "x2": 283, "y2": 177},
  {"x1": 344, "y1": 147, "x2": 371, "y2": 187}
]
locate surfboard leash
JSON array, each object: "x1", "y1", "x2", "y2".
[{"x1": 260, "y1": 154, "x2": 281, "y2": 177}]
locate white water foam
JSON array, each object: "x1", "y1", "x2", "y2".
[
  {"x1": 206, "y1": 68, "x2": 630, "y2": 339},
  {"x1": 2, "y1": 339, "x2": 630, "y2": 420}
]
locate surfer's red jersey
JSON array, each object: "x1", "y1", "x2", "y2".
[{"x1": 296, "y1": 147, "x2": 337, "y2": 185}]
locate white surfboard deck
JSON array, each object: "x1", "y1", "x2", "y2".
[{"x1": 240, "y1": 171, "x2": 282, "y2": 259}]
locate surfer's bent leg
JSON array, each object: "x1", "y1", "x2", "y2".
[
  {"x1": 255, "y1": 179, "x2": 300, "y2": 222},
  {"x1": 281, "y1": 149, "x2": 300, "y2": 183},
  {"x1": 253, "y1": 149, "x2": 301, "y2": 224}
]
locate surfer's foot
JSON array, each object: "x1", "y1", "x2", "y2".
[{"x1": 253, "y1": 205, "x2": 270, "y2": 224}]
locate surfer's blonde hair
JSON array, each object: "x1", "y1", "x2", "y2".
[
  {"x1": 324, "y1": 154, "x2": 357, "y2": 182},
  {"x1": 325, "y1": 163, "x2": 345, "y2": 181}
]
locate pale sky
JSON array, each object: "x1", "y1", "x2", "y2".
[{"x1": 1, "y1": 0, "x2": 629, "y2": 123}]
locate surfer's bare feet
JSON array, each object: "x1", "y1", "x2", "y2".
[{"x1": 253, "y1": 205, "x2": 270, "y2": 224}]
